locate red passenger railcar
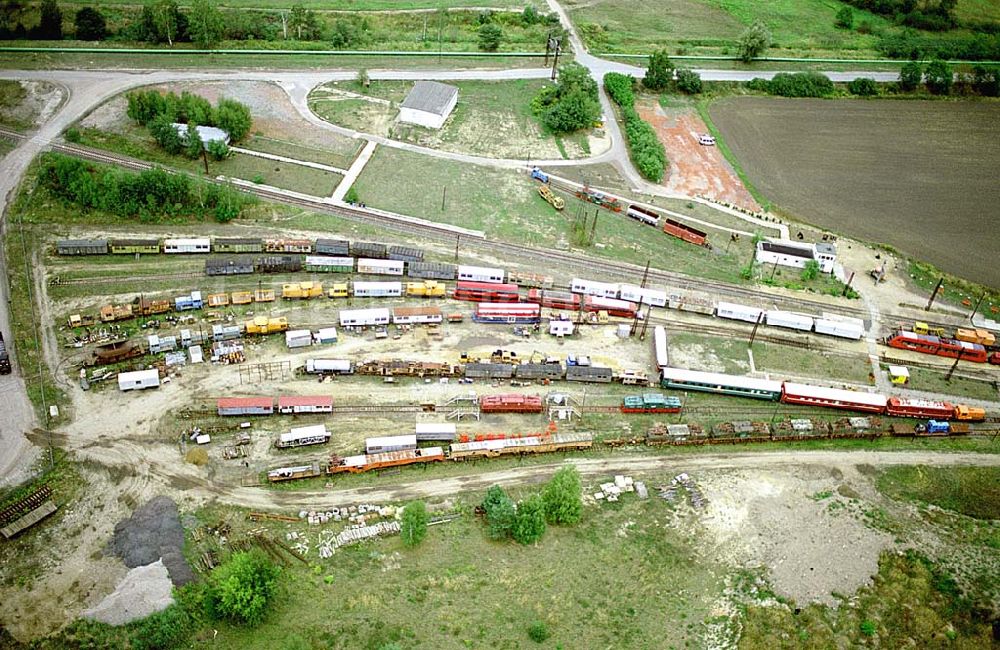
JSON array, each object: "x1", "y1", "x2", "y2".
[
  {"x1": 453, "y1": 281, "x2": 520, "y2": 303},
  {"x1": 526, "y1": 289, "x2": 581, "y2": 311},
  {"x1": 885, "y1": 397, "x2": 954, "y2": 419}
]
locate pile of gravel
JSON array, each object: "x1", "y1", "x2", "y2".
[
  {"x1": 82, "y1": 560, "x2": 174, "y2": 625},
  {"x1": 110, "y1": 496, "x2": 194, "y2": 586}
]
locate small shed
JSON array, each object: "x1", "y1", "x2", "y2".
[
  {"x1": 549, "y1": 319, "x2": 575, "y2": 337},
  {"x1": 399, "y1": 81, "x2": 459, "y2": 130},
  {"x1": 313, "y1": 327, "x2": 338, "y2": 344},
  {"x1": 285, "y1": 329, "x2": 313, "y2": 349},
  {"x1": 888, "y1": 365, "x2": 910, "y2": 385}
]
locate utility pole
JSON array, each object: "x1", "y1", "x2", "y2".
[
  {"x1": 841, "y1": 271, "x2": 855, "y2": 297},
  {"x1": 550, "y1": 37, "x2": 562, "y2": 81},
  {"x1": 588, "y1": 208, "x2": 598, "y2": 244},
  {"x1": 453, "y1": 234, "x2": 460, "y2": 262},
  {"x1": 970, "y1": 292, "x2": 986, "y2": 320},
  {"x1": 202, "y1": 147, "x2": 209, "y2": 175},
  {"x1": 441, "y1": 186, "x2": 447, "y2": 212},
  {"x1": 437, "y1": 6, "x2": 443, "y2": 64},
  {"x1": 639, "y1": 260, "x2": 650, "y2": 289},
  {"x1": 925, "y1": 277, "x2": 943, "y2": 311},
  {"x1": 639, "y1": 305, "x2": 650, "y2": 340},
  {"x1": 748, "y1": 311, "x2": 763, "y2": 346},
  {"x1": 544, "y1": 32, "x2": 552, "y2": 66},
  {"x1": 945, "y1": 349, "x2": 964, "y2": 382}
]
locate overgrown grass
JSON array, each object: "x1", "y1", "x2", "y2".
[
  {"x1": 877, "y1": 466, "x2": 1000, "y2": 520},
  {"x1": 907, "y1": 259, "x2": 1000, "y2": 316}
]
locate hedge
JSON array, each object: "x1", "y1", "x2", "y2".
[{"x1": 603, "y1": 72, "x2": 667, "y2": 183}]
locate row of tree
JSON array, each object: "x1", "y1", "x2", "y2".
[
  {"x1": 604, "y1": 72, "x2": 667, "y2": 183},
  {"x1": 746, "y1": 62, "x2": 998, "y2": 98},
  {"x1": 481, "y1": 466, "x2": 583, "y2": 545},
  {"x1": 37, "y1": 153, "x2": 253, "y2": 223}
]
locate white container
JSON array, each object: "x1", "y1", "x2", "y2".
[
  {"x1": 339, "y1": 308, "x2": 391, "y2": 327},
  {"x1": 118, "y1": 368, "x2": 160, "y2": 391}
]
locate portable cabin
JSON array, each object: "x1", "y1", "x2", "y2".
[
  {"x1": 117, "y1": 369, "x2": 160, "y2": 392},
  {"x1": 352, "y1": 281, "x2": 403, "y2": 297},
  {"x1": 57, "y1": 239, "x2": 108, "y2": 256},
  {"x1": 339, "y1": 308, "x2": 391, "y2": 327},
  {"x1": 549, "y1": 319, "x2": 575, "y2": 337},
  {"x1": 387, "y1": 245, "x2": 424, "y2": 262},
  {"x1": 164, "y1": 238, "x2": 211, "y2": 254},
  {"x1": 304, "y1": 359, "x2": 353, "y2": 375},
  {"x1": 313, "y1": 327, "x2": 338, "y2": 344},
  {"x1": 356, "y1": 259, "x2": 404, "y2": 276},
  {"x1": 350, "y1": 241, "x2": 388, "y2": 259},
  {"x1": 316, "y1": 239, "x2": 350, "y2": 256},
  {"x1": 109, "y1": 238, "x2": 159, "y2": 255},
  {"x1": 212, "y1": 324, "x2": 242, "y2": 341},
  {"x1": 304, "y1": 256, "x2": 353, "y2": 273},
  {"x1": 285, "y1": 329, "x2": 313, "y2": 349},
  {"x1": 365, "y1": 434, "x2": 417, "y2": 455},
  {"x1": 174, "y1": 291, "x2": 203, "y2": 311},
  {"x1": 217, "y1": 396, "x2": 274, "y2": 416},
  {"x1": 392, "y1": 305, "x2": 443, "y2": 324},
  {"x1": 407, "y1": 261, "x2": 456, "y2": 280},
  {"x1": 147, "y1": 334, "x2": 177, "y2": 354},
  {"x1": 214, "y1": 238, "x2": 263, "y2": 253},
  {"x1": 457, "y1": 265, "x2": 505, "y2": 284},
  {"x1": 277, "y1": 395, "x2": 333, "y2": 414}
]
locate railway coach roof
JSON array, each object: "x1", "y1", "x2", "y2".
[
  {"x1": 660, "y1": 367, "x2": 783, "y2": 393},
  {"x1": 277, "y1": 395, "x2": 333, "y2": 407},
  {"x1": 782, "y1": 382, "x2": 887, "y2": 407},
  {"x1": 217, "y1": 396, "x2": 273, "y2": 408}
]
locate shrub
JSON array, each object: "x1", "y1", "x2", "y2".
[
  {"x1": 344, "y1": 185, "x2": 359, "y2": 204},
  {"x1": 512, "y1": 494, "x2": 546, "y2": 545},
  {"x1": 64, "y1": 127, "x2": 81, "y2": 143},
  {"x1": 973, "y1": 65, "x2": 1000, "y2": 96},
  {"x1": 737, "y1": 20, "x2": 771, "y2": 62},
  {"x1": 215, "y1": 97, "x2": 252, "y2": 142},
  {"x1": 129, "y1": 604, "x2": 192, "y2": 650},
  {"x1": 603, "y1": 72, "x2": 667, "y2": 182},
  {"x1": 542, "y1": 466, "x2": 582, "y2": 525},
  {"x1": 185, "y1": 123, "x2": 204, "y2": 159},
  {"x1": 400, "y1": 501, "x2": 429, "y2": 547},
  {"x1": 209, "y1": 550, "x2": 279, "y2": 626},
  {"x1": 74, "y1": 7, "x2": 107, "y2": 40},
  {"x1": 767, "y1": 72, "x2": 834, "y2": 97},
  {"x1": 206, "y1": 138, "x2": 229, "y2": 161},
  {"x1": 35, "y1": 0, "x2": 62, "y2": 39},
  {"x1": 860, "y1": 620, "x2": 877, "y2": 636},
  {"x1": 643, "y1": 49, "x2": 674, "y2": 91},
  {"x1": 534, "y1": 62, "x2": 600, "y2": 134},
  {"x1": 522, "y1": 5, "x2": 540, "y2": 25},
  {"x1": 899, "y1": 60, "x2": 922, "y2": 91},
  {"x1": 675, "y1": 68, "x2": 702, "y2": 94},
  {"x1": 801, "y1": 259, "x2": 820, "y2": 281},
  {"x1": 848, "y1": 77, "x2": 879, "y2": 96},
  {"x1": 603, "y1": 72, "x2": 635, "y2": 107},
  {"x1": 745, "y1": 77, "x2": 770, "y2": 92},
  {"x1": 482, "y1": 485, "x2": 516, "y2": 540},
  {"x1": 924, "y1": 59, "x2": 953, "y2": 94},
  {"x1": 478, "y1": 23, "x2": 502, "y2": 51},
  {"x1": 527, "y1": 620, "x2": 551, "y2": 642},
  {"x1": 835, "y1": 6, "x2": 853, "y2": 29},
  {"x1": 149, "y1": 114, "x2": 184, "y2": 154}
]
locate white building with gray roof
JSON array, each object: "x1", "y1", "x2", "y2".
[{"x1": 398, "y1": 81, "x2": 459, "y2": 129}]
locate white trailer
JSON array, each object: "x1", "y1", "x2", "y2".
[
  {"x1": 285, "y1": 329, "x2": 313, "y2": 349},
  {"x1": 814, "y1": 318, "x2": 864, "y2": 340},
  {"x1": 305, "y1": 358, "x2": 353, "y2": 374},
  {"x1": 549, "y1": 319, "x2": 575, "y2": 337},
  {"x1": 117, "y1": 368, "x2": 160, "y2": 392},
  {"x1": 457, "y1": 265, "x2": 505, "y2": 283},
  {"x1": 365, "y1": 434, "x2": 417, "y2": 454},
  {"x1": 163, "y1": 238, "x2": 211, "y2": 254},
  {"x1": 339, "y1": 308, "x2": 391, "y2": 327},
  {"x1": 765, "y1": 310, "x2": 814, "y2": 332},
  {"x1": 617, "y1": 284, "x2": 667, "y2": 307},
  {"x1": 570, "y1": 278, "x2": 619, "y2": 298},
  {"x1": 716, "y1": 301, "x2": 763, "y2": 323},
  {"x1": 276, "y1": 424, "x2": 331, "y2": 448},
  {"x1": 356, "y1": 258, "x2": 404, "y2": 275},
  {"x1": 392, "y1": 306, "x2": 443, "y2": 324},
  {"x1": 352, "y1": 281, "x2": 403, "y2": 297}
]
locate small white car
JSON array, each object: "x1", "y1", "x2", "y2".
[{"x1": 697, "y1": 134, "x2": 716, "y2": 146}]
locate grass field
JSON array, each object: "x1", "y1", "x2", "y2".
[
  {"x1": 899, "y1": 366, "x2": 999, "y2": 402},
  {"x1": 311, "y1": 79, "x2": 591, "y2": 159},
  {"x1": 877, "y1": 466, "x2": 1000, "y2": 520},
  {"x1": 708, "y1": 97, "x2": 1000, "y2": 288},
  {"x1": 45, "y1": 0, "x2": 533, "y2": 8},
  {"x1": 351, "y1": 147, "x2": 757, "y2": 282},
  {"x1": 241, "y1": 135, "x2": 360, "y2": 171}
]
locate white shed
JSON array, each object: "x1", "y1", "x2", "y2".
[
  {"x1": 549, "y1": 319, "x2": 575, "y2": 337},
  {"x1": 285, "y1": 329, "x2": 313, "y2": 349},
  {"x1": 313, "y1": 327, "x2": 338, "y2": 344},
  {"x1": 118, "y1": 368, "x2": 160, "y2": 392},
  {"x1": 339, "y1": 308, "x2": 391, "y2": 327},
  {"x1": 189, "y1": 345, "x2": 204, "y2": 364},
  {"x1": 398, "y1": 81, "x2": 459, "y2": 129}
]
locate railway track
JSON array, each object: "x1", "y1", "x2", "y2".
[{"x1": 50, "y1": 271, "x2": 204, "y2": 286}]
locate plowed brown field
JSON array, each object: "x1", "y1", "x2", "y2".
[{"x1": 709, "y1": 97, "x2": 1000, "y2": 287}]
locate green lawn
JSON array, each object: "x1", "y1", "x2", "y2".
[
  {"x1": 47, "y1": 0, "x2": 533, "y2": 8},
  {"x1": 352, "y1": 146, "x2": 756, "y2": 282},
  {"x1": 241, "y1": 135, "x2": 360, "y2": 171},
  {"x1": 877, "y1": 466, "x2": 1000, "y2": 520},
  {"x1": 894, "y1": 366, "x2": 999, "y2": 403}
]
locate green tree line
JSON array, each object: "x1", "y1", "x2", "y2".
[{"x1": 603, "y1": 72, "x2": 667, "y2": 183}]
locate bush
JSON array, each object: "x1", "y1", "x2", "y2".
[
  {"x1": 35, "y1": 0, "x2": 62, "y2": 40},
  {"x1": 801, "y1": 259, "x2": 820, "y2": 281},
  {"x1": 344, "y1": 185, "x2": 359, "y2": 204},
  {"x1": 675, "y1": 68, "x2": 702, "y2": 94},
  {"x1": 215, "y1": 97, "x2": 253, "y2": 142},
  {"x1": 527, "y1": 620, "x2": 551, "y2": 643},
  {"x1": 512, "y1": 494, "x2": 546, "y2": 545},
  {"x1": 542, "y1": 466, "x2": 582, "y2": 525},
  {"x1": 848, "y1": 77, "x2": 879, "y2": 96},
  {"x1": 400, "y1": 501, "x2": 429, "y2": 547},
  {"x1": 603, "y1": 72, "x2": 667, "y2": 182},
  {"x1": 859, "y1": 620, "x2": 877, "y2": 636},
  {"x1": 533, "y1": 62, "x2": 600, "y2": 134},
  {"x1": 149, "y1": 114, "x2": 184, "y2": 155},
  {"x1": 737, "y1": 20, "x2": 771, "y2": 62},
  {"x1": 973, "y1": 65, "x2": 1000, "y2": 96},
  {"x1": 835, "y1": 6, "x2": 854, "y2": 29},
  {"x1": 603, "y1": 72, "x2": 635, "y2": 106},
  {"x1": 766, "y1": 72, "x2": 834, "y2": 97},
  {"x1": 899, "y1": 60, "x2": 922, "y2": 91},
  {"x1": 745, "y1": 77, "x2": 770, "y2": 92},
  {"x1": 924, "y1": 58, "x2": 953, "y2": 94},
  {"x1": 478, "y1": 23, "x2": 502, "y2": 52},
  {"x1": 209, "y1": 550, "x2": 279, "y2": 627},
  {"x1": 74, "y1": 7, "x2": 107, "y2": 40},
  {"x1": 206, "y1": 138, "x2": 229, "y2": 161},
  {"x1": 185, "y1": 123, "x2": 204, "y2": 159},
  {"x1": 64, "y1": 127, "x2": 81, "y2": 143},
  {"x1": 482, "y1": 485, "x2": 516, "y2": 540},
  {"x1": 129, "y1": 604, "x2": 192, "y2": 650}
]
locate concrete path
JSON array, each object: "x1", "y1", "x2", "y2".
[
  {"x1": 331, "y1": 140, "x2": 377, "y2": 202},
  {"x1": 229, "y1": 146, "x2": 348, "y2": 175}
]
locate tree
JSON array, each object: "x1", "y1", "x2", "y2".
[
  {"x1": 542, "y1": 466, "x2": 582, "y2": 525},
  {"x1": 835, "y1": 6, "x2": 854, "y2": 29},
  {"x1": 482, "y1": 485, "x2": 515, "y2": 540},
  {"x1": 74, "y1": 7, "x2": 106, "y2": 40},
  {"x1": 400, "y1": 501, "x2": 429, "y2": 547},
  {"x1": 185, "y1": 122, "x2": 203, "y2": 159},
  {"x1": 924, "y1": 58, "x2": 952, "y2": 94},
  {"x1": 848, "y1": 77, "x2": 878, "y2": 96},
  {"x1": 210, "y1": 550, "x2": 279, "y2": 627},
  {"x1": 149, "y1": 114, "x2": 183, "y2": 154},
  {"x1": 801, "y1": 259, "x2": 820, "y2": 281},
  {"x1": 189, "y1": 0, "x2": 224, "y2": 48},
  {"x1": 536, "y1": 62, "x2": 600, "y2": 134},
  {"x1": 150, "y1": 0, "x2": 182, "y2": 46},
  {"x1": 330, "y1": 18, "x2": 359, "y2": 48},
  {"x1": 288, "y1": 4, "x2": 321, "y2": 40},
  {"x1": 127, "y1": 90, "x2": 167, "y2": 125},
  {"x1": 512, "y1": 494, "x2": 546, "y2": 545},
  {"x1": 214, "y1": 97, "x2": 252, "y2": 142},
  {"x1": 356, "y1": 68, "x2": 369, "y2": 90},
  {"x1": 972, "y1": 65, "x2": 999, "y2": 97},
  {"x1": 206, "y1": 138, "x2": 229, "y2": 161},
  {"x1": 737, "y1": 20, "x2": 771, "y2": 63},
  {"x1": 899, "y1": 60, "x2": 922, "y2": 91},
  {"x1": 343, "y1": 185, "x2": 359, "y2": 204},
  {"x1": 642, "y1": 48, "x2": 674, "y2": 91},
  {"x1": 36, "y1": 0, "x2": 62, "y2": 39},
  {"x1": 522, "y1": 5, "x2": 540, "y2": 25},
  {"x1": 478, "y1": 23, "x2": 502, "y2": 52},
  {"x1": 675, "y1": 68, "x2": 702, "y2": 94}
]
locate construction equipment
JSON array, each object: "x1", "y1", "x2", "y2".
[
  {"x1": 914, "y1": 321, "x2": 946, "y2": 337},
  {"x1": 538, "y1": 184, "x2": 565, "y2": 211}
]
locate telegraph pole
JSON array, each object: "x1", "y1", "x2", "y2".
[
  {"x1": 925, "y1": 277, "x2": 943, "y2": 311},
  {"x1": 453, "y1": 234, "x2": 460, "y2": 262},
  {"x1": 945, "y1": 349, "x2": 964, "y2": 382},
  {"x1": 748, "y1": 311, "x2": 763, "y2": 346},
  {"x1": 639, "y1": 260, "x2": 650, "y2": 289},
  {"x1": 970, "y1": 292, "x2": 986, "y2": 320},
  {"x1": 841, "y1": 271, "x2": 855, "y2": 297},
  {"x1": 550, "y1": 37, "x2": 562, "y2": 80},
  {"x1": 639, "y1": 305, "x2": 650, "y2": 340}
]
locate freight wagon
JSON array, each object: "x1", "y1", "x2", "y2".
[
  {"x1": 316, "y1": 239, "x2": 350, "y2": 256},
  {"x1": 134, "y1": 297, "x2": 172, "y2": 316},
  {"x1": 117, "y1": 368, "x2": 160, "y2": 392},
  {"x1": 366, "y1": 435, "x2": 417, "y2": 454},
  {"x1": 514, "y1": 362, "x2": 564, "y2": 380},
  {"x1": 164, "y1": 238, "x2": 211, "y2": 254},
  {"x1": 479, "y1": 394, "x2": 543, "y2": 413},
  {"x1": 304, "y1": 256, "x2": 353, "y2": 273},
  {"x1": 507, "y1": 271, "x2": 554, "y2": 289},
  {"x1": 617, "y1": 284, "x2": 667, "y2": 308},
  {"x1": 454, "y1": 281, "x2": 520, "y2": 303},
  {"x1": 415, "y1": 422, "x2": 457, "y2": 442},
  {"x1": 276, "y1": 425, "x2": 331, "y2": 449},
  {"x1": 408, "y1": 262, "x2": 456, "y2": 280},
  {"x1": 265, "y1": 239, "x2": 312, "y2": 253},
  {"x1": 256, "y1": 256, "x2": 302, "y2": 273},
  {"x1": 109, "y1": 239, "x2": 160, "y2": 254},
  {"x1": 662, "y1": 218, "x2": 708, "y2": 247},
  {"x1": 350, "y1": 242, "x2": 387, "y2": 259},
  {"x1": 205, "y1": 257, "x2": 255, "y2": 276},
  {"x1": 565, "y1": 365, "x2": 613, "y2": 383},
  {"x1": 387, "y1": 245, "x2": 424, "y2": 263},
  {"x1": 465, "y1": 363, "x2": 514, "y2": 379},
  {"x1": 352, "y1": 282, "x2": 402, "y2": 298},
  {"x1": 357, "y1": 259, "x2": 404, "y2": 276},
  {"x1": 716, "y1": 301, "x2": 762, "y2": 324},
  {"x1": 626, "y1": 204, "x2": 660, "y2": 226},
  {"x1": 327, "y1": 447, "x2": 445, "y2": 474},
  {"x1": 214, "y1": 238, "x2": 263, "y2": 253},
  {"x1": 765, "y1": 310, "x2": 814, "y2": 332},
  {"x1": 457, "y1": 265, "x2": 505, "y2": 284},
  {"x1": 621, "y1": 393, "x2": 682, "y2": 413},
  {"x1": 217, "y1": 397, "x2": 274, "y2": 416},
  {"x1": 449, "y1": 431, "x2": 593, "y2": 460},
  {"x1": 268, "y1": 462, "x2": 322, "y2": 482},
  {"x1": 57, "y1": 239, "x2": 108, "y2": 255}
]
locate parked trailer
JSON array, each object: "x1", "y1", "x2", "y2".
[
  {"x1": 662, "y1": 218, "x2": 708, "y2": 247},
  {"x1": 457, "y1": 265, "x2": 505, "y2": 284},
  {"x1": 327, "y1": 447, "x2": 445, "y2": 475},
  {"x1": 570, "y1": 278, "x2": 619, "y2": 298},
  {"x1": 356, "y1": 258, "x2": 404, "y2": 276},
  {"x1": 117, "y1": 368, "x2": 160, "y2": 392},
  {"x1": 408, "y1": 261, "x2": 456, "y2": 280},
  {"x1": 285, "y1": 329, "x2": 313, "y2": 349},
  {"x1": 653, "y1": 325, "x2": 669, "y2": 369},
  {"x1": 164, "y1": 238, "x2": 211, "y2": 254},
  {"x1": 626, "y1": 204, "x2": 660, "y2": 226},
  {"x1": 365, "y1": 434, "x2": 417, "y2": 454},
  {"x1": 353, "y1": 281, "x2": 403, "y2": 298},
  {"x1": 473, "y1": 303, "x2": 541, "y2": 324},
  {"x1": 276, "y1": 425, "x2": 331, "y2": 449},
  {"x1": 304, "y1": 359, "x2": 353, "y2": 375}
]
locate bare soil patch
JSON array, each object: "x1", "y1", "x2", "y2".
[
  {"x1": 709, "y1": 97, "x2": 1000, "y2": 287},
  {"x1": 637, "y1": 99, "x2": 759, "y2": 212}
]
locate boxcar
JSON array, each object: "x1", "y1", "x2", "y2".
[
  {"x1": 387, "y1": 245, "x2": 424, "y2": 263},
  {"x1": 350, "y1": 241, "x2": 387, "y2": 259},
  {"x1": 626, "y1": 204, "x2": 660, "y2": 226},
  {"x1": 514, "y1": 363, "x2": 564, "y2": 380},
  {"x1": 205, "y1": 256, "x2": 255, "y2": 276},
  {"x1": 408, "y1": 261, "x2": 457, "y2": 280},
  {"x1": 662, "y1": 218, "x2": 708, "y2": 246},
  {"x1": 464, "y1": 363, "x2": 514, "y2": 379},
  {"x1": 565, "y1": 365, "x2": 613, "y2": 383},
  {"x1": 356, "y1": 258, "x2": 404, "y2": 276},
  {"x1": 214, "y1": 237, "x2": 263, "y2": 253},
  {"x1": 255, "y1": 255, "x2": 302, "y2": 273},
  {"x1": 316, "y1": 238, "x2": 350, "y2": 256},
  {"x1": 57, "y1": 239, "x2": 108, "y2": 256},
  {"x1": 265, "y1": 239, "x2": 312, "y2": 254},
  {"x1": 109, "y1": 238, "x2": 159, "y2": 255},
  {"x1": 304, "y1": 256, "x2": 353, "y2": 273}
]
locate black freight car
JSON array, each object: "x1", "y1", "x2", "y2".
[
  {"x1": 316, "y1": 239, "x2": 350, "y2": 256},
  {"x1": 408, "y1": 261, "x2": 457, "y2": 280},
  {"x1": 57, "y1": 239, "x2": 108, "y2": 256},
  {"x1": 387, "y1": 245, "x2": 424, "y2": 263},
  {"x1": 0, "y1": 332, "x2": 10, "y2": 374},
  {"x1": 514, "y1": 363, "x2": 565, "y2": 380},
  {"x1": 566, "y1": 365, "x2": 613, "y2": 383},
  {"x1": 206, "y1": 256, "x2": 256, "y2": 276},
  {"x1": 255, "y1": 255, "x2": 303, "y2": 273},
  {"x1": 464, "y1": 363, "x2": 514, "y2": 379},
  {"x1": 350, "y1": 241, "x2": 387, "y2": 259}
]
